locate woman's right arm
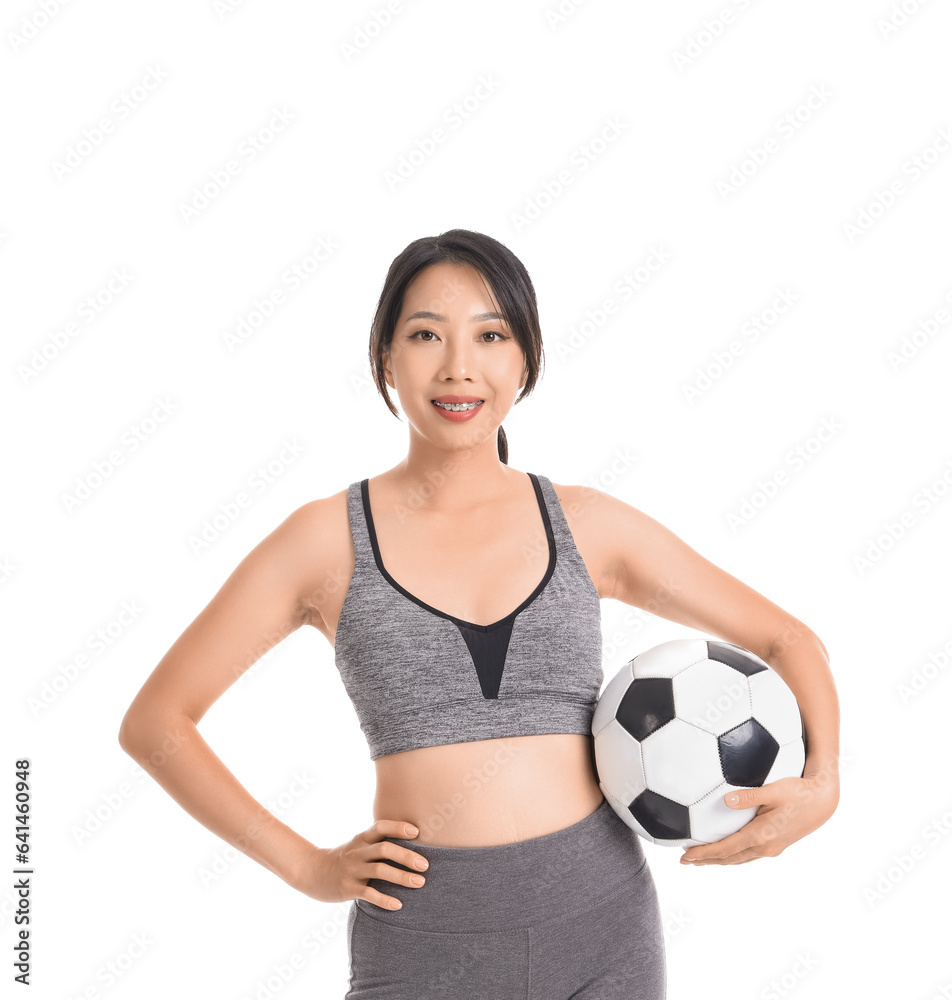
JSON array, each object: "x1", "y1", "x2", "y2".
[
  {"x1": 118, "y1": 497, "x2": 430, "y2": 910},
  {"x1": 117, "y1": 501, "x2": 329, "y2": 892}
]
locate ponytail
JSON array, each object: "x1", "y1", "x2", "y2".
[{"x1": 497, "y1": 425, "x2": 508, "y2": 465}]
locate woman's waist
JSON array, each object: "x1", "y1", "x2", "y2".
[{"x1": 372, "y1": 733, "x2": 603, "y2": 847}]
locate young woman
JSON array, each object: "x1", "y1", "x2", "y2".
[{"x1": 119, "y1": 229, "x2": 840, "y2": 999}]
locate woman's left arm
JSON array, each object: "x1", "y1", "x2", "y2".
[{"x1": 581, "y1": 486, "x2": 840, "y2": 866}]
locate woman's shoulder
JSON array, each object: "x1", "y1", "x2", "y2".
[
  {"x1": 267, "y1": 485, "x2": 357, "y2": 631},
  {"x1": 544, "y1": 477, "x2": 614, "y2": 521},
  {"x1": 282, "y1": 483, "x2": 353, "y2": 544},
  {"x1": 543, "y1": 478, "x2": 657, "y2": 571}
]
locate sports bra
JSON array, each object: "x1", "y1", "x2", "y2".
[{"x1": 333, "y1": 472, "x2": 603, "y2": 760}]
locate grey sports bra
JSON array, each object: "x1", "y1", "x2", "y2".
[{"x1": 333, "y1": 472, "x2": 603, "y2": 760}]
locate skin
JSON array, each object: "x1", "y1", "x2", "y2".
[{"x1": 118, "y1": 261, "x2": 840, "y2": 915}]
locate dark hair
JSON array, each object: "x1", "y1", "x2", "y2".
[{"x1": 369, "y1": 229, "x2": 544, "y2": 465}]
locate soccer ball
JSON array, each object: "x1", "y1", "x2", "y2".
[{"x1": 592, "y1": 638, "x2": 805, "y2": 847}]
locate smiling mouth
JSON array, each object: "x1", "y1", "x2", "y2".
[{"x1": 431, "y1": 400, "x2": 484, "y2": 411}]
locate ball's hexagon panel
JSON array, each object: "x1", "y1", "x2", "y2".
[
  {"x1": 630, "y1": 638, "x2": 710, "y2": 679},
  {"x1": 593, "y1": 717, "x2": 647, "y2": 803},
  {"x1": 764, "y1": 738, "x2": 806, "y2": 784},
  {"x1": 641, "y1": 718, "x2": 723, "y2": 803},
  {"x1": 689, "y1": 781, "x2": 759, "y2": 844},
  {"x1": 672, "y1": 659, "x2": 753, "y2": 736}
]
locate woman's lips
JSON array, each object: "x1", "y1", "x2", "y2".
[{"x1": 431, "y1": 399, "x2": 484, "y2": 422}]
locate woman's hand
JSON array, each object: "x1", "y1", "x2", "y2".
[
  {"x1": 679, "y1": 768, "x2": 839, "y2": 866},
  {"x1": 292, "y1": 819, "x2": 431, "y2": 910}
]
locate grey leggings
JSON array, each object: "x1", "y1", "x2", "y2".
[{"x1": 345, "y1": 797, "x2": 666, "y2": 999}]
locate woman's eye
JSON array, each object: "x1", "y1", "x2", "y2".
[{"x1": 409, "y1": 330, "x2": 509, "y2": 342}]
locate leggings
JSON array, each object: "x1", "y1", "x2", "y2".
[{"x1": 344, "y1": 797, "x2": 666, "y2": 999}]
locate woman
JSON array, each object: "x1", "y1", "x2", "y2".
[{"x1": 118, "y1": 229, "x2": 840, "y2": 999}]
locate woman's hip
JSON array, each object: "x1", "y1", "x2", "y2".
[{"x1": 359, "y1": 796, "x2": 649, "y2": 933}]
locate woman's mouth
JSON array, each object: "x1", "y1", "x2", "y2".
[{"x1": 431, "y1": 399, "x2": 484, "y2": 422}]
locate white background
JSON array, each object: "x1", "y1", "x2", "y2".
[{"x1": 3, "y1": 0, "x2": 950, "y2": 997}]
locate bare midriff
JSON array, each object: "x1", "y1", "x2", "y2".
[{"x1": 372, "y1": 732, "x2": 605, "y2": 847}]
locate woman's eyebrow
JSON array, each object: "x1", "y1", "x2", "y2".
[{"x1": 403, "y1": 310, "x2": 507, "y2": 323}]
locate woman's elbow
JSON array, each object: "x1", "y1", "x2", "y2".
[
  {"x1": 118, "y1": 708, "x2": 195, "y2": 769},
  {"x1": 117, "y1": 706, "x2": 147, "y2": 756}
]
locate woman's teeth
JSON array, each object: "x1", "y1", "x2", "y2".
[{"x1": 432, "y1": 400, "x2": 483, "y2": 411}]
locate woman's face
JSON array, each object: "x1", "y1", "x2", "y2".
[{"x1": 383, "y1": 261, "x2": 527, "y2": 450}]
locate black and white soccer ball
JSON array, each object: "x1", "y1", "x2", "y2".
[{"x1": 592, "y1": 638, "x2": 805, "y2": 847}]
